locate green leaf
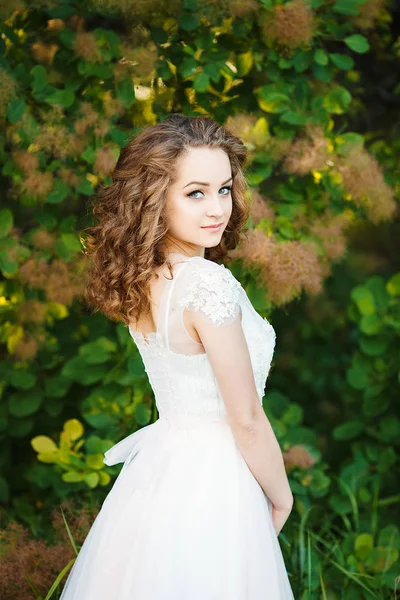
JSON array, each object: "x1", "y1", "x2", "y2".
[
  {"x1": 81, "y1": 146, "x2": 96, "y2": 164},
  {"x1": 278, "y1": 183, "x2": 303, "y2": 203},
  {"x1": 334, "y1": 0, "x2": 364, "y2": 16},
  {"x1": 386, "y1": 273, "x2": 400, "y2": 296},
  {"x1": 312, "y1": 63, "x2": 333, "y2": 83},
  {"x1": 378, "y1": 526, "x2": 400, "y2": 551},
  {"x1": 109, "y1": 128, "x2": 129, "y2": 147},
  {"x1": 79, "y1": 337, "x2": 116, "y2": 364},
  {"x1": 63, "y1": 471, "x2": 85, "y2": 483},
  {"x1": 0, "y1": 249, "x2": 18, "y2": 275},
  {"x1": 84, "y1": 472, "x2": 100, "y2": 488},
  {"x1": 45, "y1": 89, "x2": 75, "y2": 108},
  {"x1": 333, "y1": 420, "x2": 364, "y2": 440},
  {"x1": 59, "y1": 28, "x2": 76, "y2": 49},
  {"x1": 359, "y1": 336, "x2": 388, "y2": 357},
  {"x1": 344, "y1": 34, "x2": 370, "y2": 54},
  {"x1": 203, "y1": 62, "x2": 222, "y2": 83},
  {"x1": 277, "y1": 57, "x2": 292, "y2": 69},
  {"x1": 366, "y1": 276, "x2": 389, "y2": 310},
  {"x1": 179, "y1": 57, "x2": 197, "y2": 78},
  {"x1": 47, "y1": 181, "x2": 69, "y2": 204},
  {"x1": 257, "y1": 88, "x2": 290, "y2": 113},
  {"x1": 6, "y1": 99, "x2": 26, "y2": 124},
  {"x1": 180, "y1": 13, "x2": 201, "y2": 31},
  {"x1": 293, "y1": 51, "x2": 312, "y2": 73},
  {"x1": 10, "y1": 370, "x2": 37, "y2": 389},
  {"x1": 323, "y1": 87, "x2": 352, "y2": 114},
  {"x1": 0, "y1": 209, "x2": 13, "y2": 238},
  {"x1": 77, "y1": 177, "x2": 94, "y2": 196},
  {"x1": 61, "y1": 357, "x2": 106, "y2": 385},
  {"x1": 314, "y1": 49, "x2": 328, "y2": 66},
  {"x1": 354, "y1": 533, "x2": 374, "y2": 560},
  {"x1": 360, "y1": 314, "x2": 381, "y2": 335},
  {"x1": 9, "y1": 390, "x2": 43, "y2": 417},
  {"x1": 351, "y1": 285, "x2": 375, "y2": 315},
  {"x1": 280, "y1": 110, "x2": 308, "y2": 126},
  {"x1": 58, "y1": 233, "x2": 81, "y2": 254},
  {"x1": 330, "y1": 53, "x2": 354, "y2": 70},
  {"x1": 237, "y1": 51, "x2": 253, "y2": 76},
  {"x1": 30, "y1": 65, "x2": 48, "y2": 92},
  {"x1": 347, "y1": 360, "x2": 370, "y2": 389},
  {"x1": 282, "y1": 403, "x2": 303, "y2": 426},
  {"x1": 116, "y1": 78, "x2": 135, "y2": 108},
  {"x1": 135, "y1": 402, "x2": 152, "y2": 425},
  {"x1": 86, "y1": 454, "x2": 106, "y2": 470},
  {"x1": 193, "y1": 71, "x2": 210, "y2": 93}
]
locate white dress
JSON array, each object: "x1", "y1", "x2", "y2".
[{"x1": 60, "y1": 255, "x2": 295, "y2": 599}]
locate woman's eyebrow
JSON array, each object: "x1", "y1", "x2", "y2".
[{"x1": 183, "y1": 176, "x2": 233, "y2": 189}]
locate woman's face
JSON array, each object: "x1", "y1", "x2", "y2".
[{"x1": 165, "y1": 146, "x2": 233, "y2": 255}]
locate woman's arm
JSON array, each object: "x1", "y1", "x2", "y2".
[
  {"x1": 228, "y1": 403, "x2": 293, "y2": 534},
  {"x1": 189, "y1": 307, "x2": 293, "y2": 523}
]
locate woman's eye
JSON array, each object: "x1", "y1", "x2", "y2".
[
  {"x1": 187, "y1": 190, "x2": 203, "y2": 199},
  {"x1": 220, "y1": 186, "x2": 232, "y2": 195},
  {"x1": 187, "y1": 186, "x2": 232, "y2": 199}
]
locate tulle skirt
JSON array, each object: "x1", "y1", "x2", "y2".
[{"x1": 59, "y1": 414, "x2": 295, "y2": 599}]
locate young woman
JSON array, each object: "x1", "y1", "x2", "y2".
[{"x1": 60, "y1": 114, "x2": 295, "y2": 599}]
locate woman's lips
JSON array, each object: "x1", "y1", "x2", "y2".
[{"x1": 201, "y1": 223, "x2": 223, "y2": 231}]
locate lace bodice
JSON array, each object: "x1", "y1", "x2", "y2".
[{"x1": 128, "y1": 256, "x2": 276, "y2": 420}]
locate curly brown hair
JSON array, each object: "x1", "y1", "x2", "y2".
[{"x1": 83, "y1": 114, "x2": 250, "y2": 327}]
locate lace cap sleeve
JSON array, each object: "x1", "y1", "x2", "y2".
[{"x1": 177, "y1": 259, "x2": 242, "y2": 327}]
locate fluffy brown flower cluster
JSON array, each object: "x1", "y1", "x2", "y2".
[
  {"x1": 74, "y1": 101, "x2": 111, "y2": 138},
  {"x1": 93, "y1": 146, "x2": 118, "y2": 177},
  {"x1": 30, "y1": 228, "x2": 57, "y2": 250},
  {"x1": 260, "y1": 0, "x2": 315, "y2": 50},
  {"x1": 33, "y1": 106, "x2": 86, "y2": 160},
  {"x1": 31, "y1": 41, "x2": 59, "y2": 65},
  {"x1": 13, "y1": 335, "x2": 40, "y2": 361},
  {"x1": 249, "y1": 190, "x2": 275, "y2": 225},
  {"x1": 18, "y1": 258, "x2": 85, "y2": 306},
  {"x1": 0, "y1": 68, "x2": 18, "y2": 119},
  {"x1": 350, "y1": 0, "x2": 385, "y2": 30},
  {"x1": 202, "y1": 0, "x2": 258, "y2": 19},
  {"x1": 17, "y1": 299, "x2": 48, "y2": 324},
  {"x1": 88, "y1": 0, "x2": 182, "y2": 20},
  {"x1": 73, "y1": 32, "x2": 103, "y2": 63},
  {"x1": 334, "y1": 147, "x2": 397, "y2": 223},
  {"x1": 283, "y1": 445, "x2": 317, "y2": 469},
  {"x1": 118, "y1": 44, "x2": 159, "y2": 81},
  {"x1": 283, "y1": 125, "x2": 330, "y2": 175},
  {"x1": 13, "y1": 150, "x2": 54, "y2": 200},
  {"x1": 231, "y1": 229, "x2": 324, "y2": 306},
  {"x1": 0, "y1": 499, "x2": 99, "y2": 599},
  {"x1": 310, "y1": 212, "x2": 350, "y2": 261}
]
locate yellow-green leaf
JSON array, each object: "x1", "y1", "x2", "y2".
[
  {"x1": 31, "y1": 435, "x2": 58, "y2": 454},
  {"x1": 84, "y1": 472, "x2": 100, "y2": 488},
  {"x1": 86, "y1": 454, "x2": 106, "y2": 470},
  {"x1": 63, "y1": 419, "x2": 84, "y2": 441}
]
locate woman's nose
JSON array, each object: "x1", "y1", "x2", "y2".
[{"x1": 206, "y1": 198, "x2": 225, "y2": 217}]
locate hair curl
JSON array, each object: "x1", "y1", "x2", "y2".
[{"x1": 83, "y1": 114, "x2": 250, "y2": 327}]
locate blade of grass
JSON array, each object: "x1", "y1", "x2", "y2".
[
  {"x1": 336, "y1": 476, "x2": 359, "y2": 531},
  {"x1": 60, "y1": 505, "x2": 78, "y2": 556},
  {"x1": 298, "y1": 506, "x2": 314, "y2": 579},
  {"x1": 43, "y1": 558, "x2": 75, "y2": 600},
  {"x1": 320, "y1": 570, "x2": 328, "y2": 600},
  {"x1": 307, "y1": 530, "x2": 311, "y2": 600}
]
